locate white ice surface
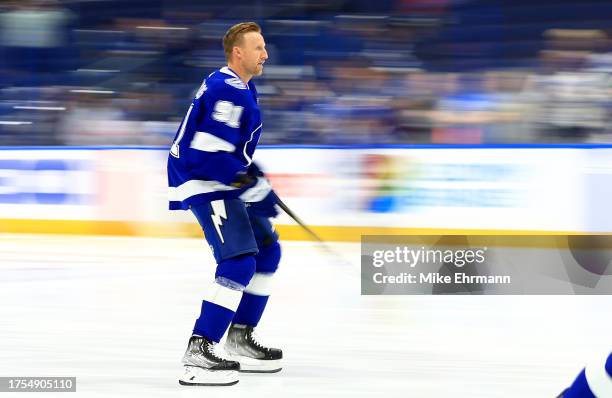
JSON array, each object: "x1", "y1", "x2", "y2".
[{"x1": 0, "y1": 234, "x2": 610, "y2": 398}]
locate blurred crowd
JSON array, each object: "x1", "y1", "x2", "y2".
[{"x1": 1, "y1": 0, "x2": 612, "y2": 146}]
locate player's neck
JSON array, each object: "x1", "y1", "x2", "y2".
[{"x1": 227, "y1": 63, "x2": 252, "y2": 84}]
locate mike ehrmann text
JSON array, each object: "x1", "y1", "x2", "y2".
[{"x1": 372, "y1": 272, "x2": 512, "y2": 285}]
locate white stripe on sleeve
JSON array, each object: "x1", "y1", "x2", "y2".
[
  {"x1": 239, "y1": 177, "x2": 272, "y2": 203},
  {"x1": 190, "y1": 131, "x2": 236, "y2": 152}
]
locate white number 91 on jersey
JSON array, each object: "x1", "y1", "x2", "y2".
[{"x1": 212, "y1": 100, "x2": 243, "y2": 129}]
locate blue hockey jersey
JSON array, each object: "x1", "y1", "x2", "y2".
[{"x1": 167, "y1": 67, "x2": 262, "y2": 210}]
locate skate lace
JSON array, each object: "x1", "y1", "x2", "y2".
[
  {"x1": 247, "y1": 329, "x2": 268, "y2": 351},
  {"x1": 202, "y1": 341, "x2": 225, "y2": 362}
]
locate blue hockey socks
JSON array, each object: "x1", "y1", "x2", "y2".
[
  {"x1": 232, "y1": 242, "x2": 281, "y2": 326},
  {"x1": 193, "y1": 255, "x2": 256, "y2": 342}
]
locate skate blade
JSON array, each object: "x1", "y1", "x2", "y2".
[
  {"x1": 179, "y1": 366, "x2": 239, "y2": 386},
  {"x1": 240, "y1": 367, "x2": 282, "y2": 374},
  {"x1": 235, "y1": 358, "x2": 282, "y2": 373},
  {"x1": 179, "y1": 379, "x2": 239, "y2": 386}
]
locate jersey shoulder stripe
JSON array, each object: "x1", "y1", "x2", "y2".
[
  {"x1": 224, "y1": 77, "x2": 248, "y2": 90},
  {"x1": 218, "y1": 67, "x2": 248, "y2": 90}
]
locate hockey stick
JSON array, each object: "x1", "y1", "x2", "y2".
[
  {"x1": 273, "y1": 193, "x2": 352, "y2": 267},
  {"x1": 273, "y1": 194, "x2": 325, "y2": 244}
]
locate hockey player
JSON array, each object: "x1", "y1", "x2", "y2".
[
  {"x1": 167, "y1": 22, "x2": 282, "y2": 386},
  {"x1": 557, "y1": 351, "x2": 611, "y2": 398}
]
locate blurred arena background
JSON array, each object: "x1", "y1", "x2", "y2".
[
  {"x1": 1, "y1": 0, "x2": 612, "y2": 146},
  {"x1": 1, "y1": 0, "x2": 612, "y2": 237}
]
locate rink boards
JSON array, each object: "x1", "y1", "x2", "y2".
[{"x1": 0, "y1": 146, "x2": 611, "y2": 240}]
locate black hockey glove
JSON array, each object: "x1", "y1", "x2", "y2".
[{"x1": 230, "y1": 171, "x2": 257, "y2": 189}]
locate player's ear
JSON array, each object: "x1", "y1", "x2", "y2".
[{"x1": 233, "y1": 46, "x2": 242, "y2": 60}]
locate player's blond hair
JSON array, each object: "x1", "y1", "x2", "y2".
[{"x1": 223, "y1": 22, "x2": 262, "y2": 61}]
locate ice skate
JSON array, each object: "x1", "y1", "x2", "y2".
[
  {"x1": 179, "y1": 335, "x2": 240, "y2": 386},
  {"x1": 225, "y1": 323, "x2": 282, "y2": 373}
]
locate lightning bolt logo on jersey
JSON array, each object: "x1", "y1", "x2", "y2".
[
  {"x1": 210, "y1": 200, "x2": 228, "y2": 243},
  {"x1": 167, "y1": 67, "x2": 262, "y2": 210}
]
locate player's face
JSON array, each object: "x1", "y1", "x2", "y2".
[{"x1": 238, "y1": 31, "x2": 268, "y2": 77}]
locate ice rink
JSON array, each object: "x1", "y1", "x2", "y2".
[{"x1": 0, "y1": 233, "x2": 610, "y2": 398}]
